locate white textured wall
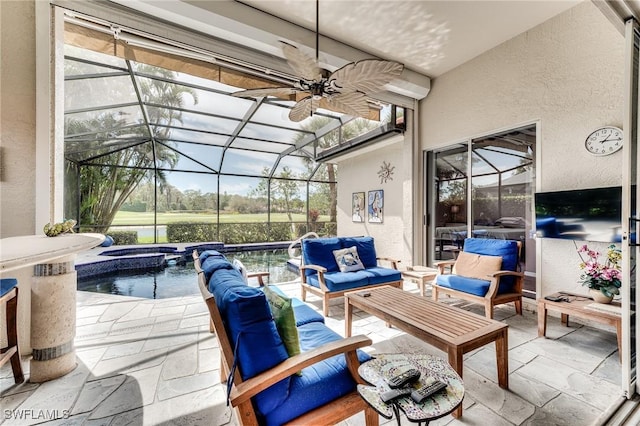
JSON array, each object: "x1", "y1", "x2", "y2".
[
  {"x1": 337, "y1": 138, "x2": 413, "y2": 265},
  {"x1": 1, "y1": 0, "x2": 37, "y2": 238},
  {"x1": 420, "y1": 2, "x2": 624, "y2": 296}
]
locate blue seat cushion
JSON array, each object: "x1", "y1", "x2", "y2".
[
  {"x1": 436, "y1": 273, "x2": 514, "y2": 296},
  {"x1": 340, "y1": 236, "x2": 378, "y2": 268},
  {"x1": 362, "y1": 267, "x2": 402, "y2": 285},
  {"x1": 207, "y1": 259, "x2": 290, "y2": 415},
  {"x1": 307, "y1": 270, "x2": 370, "y2": 292},
  {"x1": 0, "y1": 278, "x2": 18, "y2": 297},
  {"x1": 462, "y1": 238, "x2": 519, "y2": 288},
  {"x1": 302, "y1": 238, "x2": 343, "y2": 277},
  {"x1": 260, "y1": 321, "x2": 371, "y2": 425}
]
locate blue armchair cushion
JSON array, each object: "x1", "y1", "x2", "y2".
[
  {"x1": 435, "y1": 274, "x2": 493, "y2": 297},
  {"x1": 208, "y1": 259, "x2": 290, "y2": 414},
  {"x1": 0, "y1": 278, "x2": 18, "y2": 297},
  {"x1": 463, "y1": 238, "x2": 519, "y2": 289},
  {"x1": 341, "y1": 236, "x2": 378, "y2": 268},
  {"x1": 260, "y1": 321, "x2": 371, "y2": 426},
  {"x1": 302, "y1": 238, "x2": 343, "y2": 277}
]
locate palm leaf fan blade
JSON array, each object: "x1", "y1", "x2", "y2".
[
  {"x1": 330, "y1": 60, "x2": 404, "y2": 94},
  {"x1": 288, "y1": 96, "x2": 320, "y2": 122},
  {"x1": 281, "y1": 41, "x2": 323, "y2": 82},
  {"x1": 322, "y1": 93, "x2": 370, "y2": 118}
]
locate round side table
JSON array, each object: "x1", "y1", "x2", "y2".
[{"x1": 357, "y1": 353, "x2": 464, "y2": 425}]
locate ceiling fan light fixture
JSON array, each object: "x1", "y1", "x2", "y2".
[{"x1": 230, "y1": 0, "x2": 404, "y2": 121}]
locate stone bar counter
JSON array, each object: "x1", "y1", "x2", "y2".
[{"x1": 0, "y1": 233, "x2": 104, "y2": 382}]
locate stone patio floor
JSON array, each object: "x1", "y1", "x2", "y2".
[{"x1": 0, "y1": 279, "x2": 624, "y2": 425}]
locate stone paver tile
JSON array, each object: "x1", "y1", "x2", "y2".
[
  {"x1": 142, "y1": 327, "x2": 200, "y2": 352},
  {"x1": 594, "y1": 352, "x2": 621, "y2": 385},
  {"x1": 99, "y1": 301, "x2": 141, "y2": 323},
  {"x1": 447, "y1": 403, "x2": 514, "y2": 426},
  {"x1": 149, "y1": 305, "x2": 186, "y2": 318},
  {"x1": 0, "y1": 389, "x2": 33, "y2": 425},
  {"x1": 89, "y1": 364, "x2": 162, "y2": 419},
  {"x1": 10, "y1": 365, "x2": 90, "y2": 425},
  {"x1": 75, "y1": 347, "x2": 108, "y2": 371},
  {"x1": 522, "y1": 393, "x2": 602, "y2": 425},
  {"x1": 461, "y1": 369, "x2": 535, "y2": 424},
  {"x1": 184, "y1": 302, "x2": 208, "y2": 316},
  {"x1": 76, "y1": 315, "x2": 101, "y2": 326},
  {"x1": 102, "y1": 341, "x2": 145, "y2": 360},
  {"x1": 198, "y1": 348, "x2": 219, "y2": 374},
  {"x1": 71, "y1": 375, "x2": 127, "y2": 415},
  {"x1": 523, "y1": 334, "x2": 612, "y2": 374},
  {"x1": 162, "y1": 344, "x2": 198, "y2": 380},
  {"x1": 117, "y1": 303, "x2": 154, "y2": 323},
  {"x1": 90, "y1": 347, "x2": 167, "y2": 379},
  {"x1": 180, "y1": 313, "x2": 208, "y2": 329},
  {"x1": 157, "y1": 370, "x2": 220, "y2": 400},
  {"x1": 0, "y1": 374, "x2": 39, "y2": 397},
  {"x1": 75, "y1": 321, "x2": 114, "y2": 340},
  {"x1": 110, "y1": 316, "x2": 157, "y2": 333},
  {"x1": 198, "y1": 328, "x2": 218, "y2": 350},
  {"x1": 509, "y1": 371, "x2": 561, "y2": 407},
  {"x1": 140, "y1": 384, "x2": 232, "y2": 426},
  {"x1": 465, "y1": 347, "x2": 523, "y2": 380},
  {"x1": 76, "y1": 304, "x2": 109, "y2": 319},
  {"x1": 517, "y1": 356, "x2": 621, "y2": 410},
  {"x1": 152, "y1": 318, "x2": 181, "y2": 333},
  {"x1": 508, "y1": 345, "x2": 538, "y2": 366}
]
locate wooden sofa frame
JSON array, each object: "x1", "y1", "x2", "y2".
[
  {"x1": 432, "y1": 241, "x2": 524, "y2": 319},
  {"x1": 300, "y1": 256, "x2": 402, "y2": 317},
  {"x1": 193, "y1": 251, "x2": 379, "y2": 426}
]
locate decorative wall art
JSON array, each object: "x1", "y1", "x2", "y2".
[
  {"x1": 377, "y1": 161, "x2": 395, "y2": 183},
  {"x1": 352, "y1": 192, "x2": 365, "y2": 222},
  {"x1": 368, "y1": 190, "x2": 384, "y2": 223}
]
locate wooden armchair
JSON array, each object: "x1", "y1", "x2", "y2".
[
  {"x1": 432, "y1": 238, "x2": 524, "y2": 319},
  {"x1": 193, "y1": 251, "x2": 379, "y2": 426}
]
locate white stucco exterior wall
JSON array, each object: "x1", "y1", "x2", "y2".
[
  {"x1": 1, "y1": 1, "x2": 37, "y2": 238},
  {"x1": 336, "y1": 135, "x2": 413, "y2": 265},
  {"x1": 419, "y1": 2, "x2": 625, "y2": 297}
]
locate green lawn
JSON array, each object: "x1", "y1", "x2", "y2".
[{"x1": 112, "y1": 211, "x2": 318, "y2": 225}]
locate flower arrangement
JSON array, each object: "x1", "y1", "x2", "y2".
[{"x1": 577, "y1": 244, "x2": 622, "y2": 298}]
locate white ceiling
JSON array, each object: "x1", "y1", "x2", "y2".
[{"x1": 111, "y1": 0, "x2": 583, "y2": 78}]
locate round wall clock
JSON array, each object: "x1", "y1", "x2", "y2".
[{"x1": 584, "y1": 126, "x2": 623, "y2": 156}]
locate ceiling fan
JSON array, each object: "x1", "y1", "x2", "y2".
[{"x1": 230, "y1": 0, "x2": 404, "y2": 122}]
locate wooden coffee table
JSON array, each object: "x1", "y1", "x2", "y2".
[{"x1": 345, "y1": 286, "x2": 509, "y2": 418}]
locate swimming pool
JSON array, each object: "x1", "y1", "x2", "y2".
[{"x1": 77, "y1": 249, "x2": 299, "y2": 299}]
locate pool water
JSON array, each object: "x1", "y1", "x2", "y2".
[{"x1": 77, "y1": 249, "x2": 299, "y2": 299}]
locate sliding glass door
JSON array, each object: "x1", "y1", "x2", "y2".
[{"x1": 426, "y1": 125, "x2": 536, "y2": 296}]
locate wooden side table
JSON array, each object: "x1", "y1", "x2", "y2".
[
  {"x1": 357, "y1": 353, "x2": 464, "y2": 425},
  {"x1": 537, "y1": 292, "x2": 622, "y2": 359},
  {"x1": 401, "y1": 266, "x2": 438, "y2": 297}
]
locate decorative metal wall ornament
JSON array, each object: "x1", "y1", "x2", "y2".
[
  {"x1": 231, "y1": 0, "x2": 404, "y2": 122},
  {"x1": 377, "y1": 161, "x2": 395, "y2": 183}
]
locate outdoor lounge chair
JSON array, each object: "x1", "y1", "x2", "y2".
[{"x1": 432, "y1": 238, "x2": 524, "y2": 319}]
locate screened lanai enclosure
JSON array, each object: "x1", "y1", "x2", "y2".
[{"x1": 63, "y1": 22, "x2": 398, "y2": 245}]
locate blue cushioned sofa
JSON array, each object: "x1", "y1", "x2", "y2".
[
  {"x1": 300, "y1": 236, "x2": 402, "y2": 316},
  {"x1": 193, "y1": 250, "x2": 379, "y2": 426},
  {"x1": 432, "y1": 238, "x2": 524, "y2": 319}
]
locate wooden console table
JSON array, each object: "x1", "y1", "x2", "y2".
[
  {"x1": 345, "y1": 285, "x2": 509, "y2": 418},
  {"x1": 401, "y1": 266, "x2": 437, "y2": 297},
  {"x1": 537, "y1": 292, "x2": 622, "y2": 358}
]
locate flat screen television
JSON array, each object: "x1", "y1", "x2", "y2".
[{"x1": 535, "y1": 186, "x2": 622, "y2": 243}]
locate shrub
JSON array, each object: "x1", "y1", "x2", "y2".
[
  {"x1": 167, "y1": 222, "x2": 217, "y2": 243},
  {"x1": 108, "y1": 230, "x2": 138, "y2": 245}
]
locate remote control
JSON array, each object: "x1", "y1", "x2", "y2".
[
  {"x1": 380, "y1": 387, "x2": 413, "y2": 404},
  {"x1": 386, "y1": 368, "x2": 421, "y2": 388},
  {"x1": 410, "y1": 380, "x2": 447, "y2": 403}
]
